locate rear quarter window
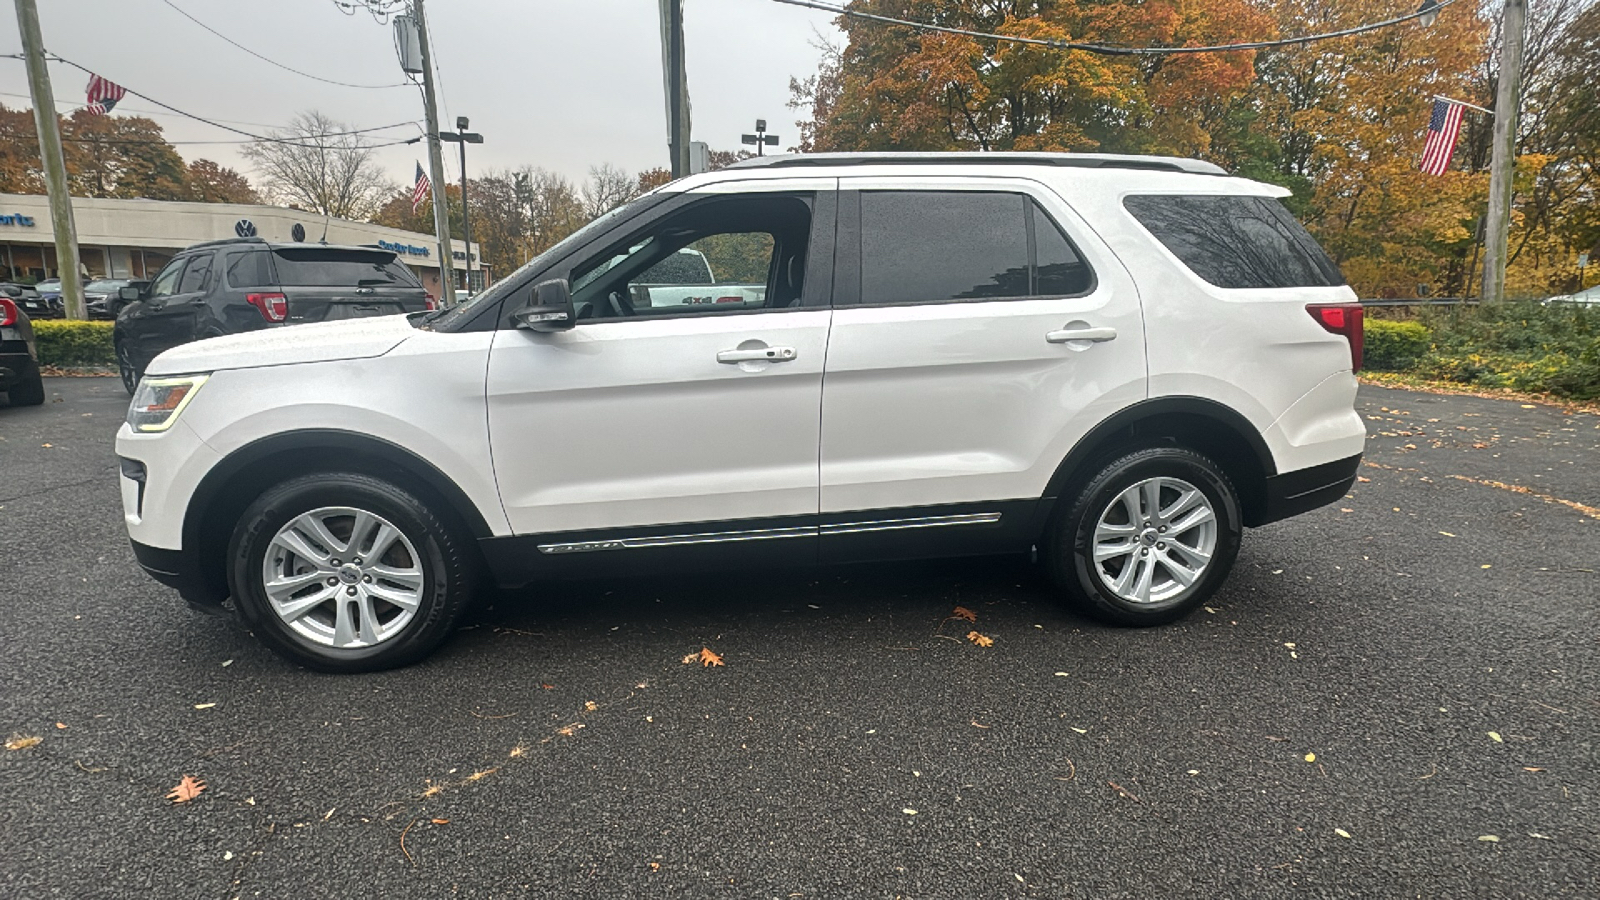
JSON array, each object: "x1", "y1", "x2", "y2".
[
  {"x1": 1123, "y1": 194, "x2": 1344, "y2": 289},
  {"x1": 271, "y1": 249, "x2": 422, "y2": 288}
]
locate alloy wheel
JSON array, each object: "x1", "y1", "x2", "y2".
[{"x1": 1090, "y1": 476, "x2": 1218, "y2": 605}]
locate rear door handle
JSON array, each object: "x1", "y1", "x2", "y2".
[
  {"x1": 717, "y1": 346, "x2": 797, "y2": 364},
  {"x1": 1046, "y1": 326, "x2": 1117, "y2": 344}
]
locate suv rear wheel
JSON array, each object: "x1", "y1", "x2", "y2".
[
  {"x1": 228, "y1": 472, "x2": 475, "y2": 672},
  {"x1": 1047, "y1": 447, "x2": 1242, "y2": 626},
  {"x1": 116, "y1": 339, "x2": 140, "y2": 395}
]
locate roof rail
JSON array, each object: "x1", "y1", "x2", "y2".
[{"x1": 725, "y1": 151, "x2": 1228, "y2": 176}]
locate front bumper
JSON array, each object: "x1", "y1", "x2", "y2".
[
  {"x1": 1256, "y1": 453, "x2": 1362, "y2": 525},
  {"x1": 130, "y1": 539, "x2": 230, "y2": 614}
]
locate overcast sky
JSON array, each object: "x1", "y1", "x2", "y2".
[{"x1": 2, "y1": 0, "x2": 842, "y2": 191}]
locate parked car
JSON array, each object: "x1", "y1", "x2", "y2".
[
  {"x1": 117, "y1": 152, "x2": 1366, "y2": 672},
  {"x1": 112, "y1": 239, "x2": 432, "y2": 394},
  {"x1": 0, "y1": 294, "x2": 45, "y2": 406},
  {"x1": 34, "y1": 277, "x2": 61, "y2": 300},
  {"x1": 84, "y1": 278, "x2": 132, "y2": 319},
  {"x1": 627, "y1": 247, "x2": 767, "y2": 310},
  {"x1": 1544, "y1": 284, "x2": 1600, "y2": 306},
  {"x1": 1, "y1": 282, "x2": 59, "y2": 319}
]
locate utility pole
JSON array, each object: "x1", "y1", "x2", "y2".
[
  {"x1": 658, "y1": 0, "x2": 691, "y2": 177},
  {"x1": 1481, "y1": 0, "x2": 1526, "y2": 303},
  {"x1": 411, "y1": 0, "x2": 455, "y2": 301},
  {"x1": 439, "y1": 117, "x2": 482, "y2": 292},
  {"x1": 13, "y1": 0, "x2": 85, "y2": 320}
]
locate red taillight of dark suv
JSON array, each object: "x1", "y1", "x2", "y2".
[
  {"x1": 246, "y1": 292, "x2": 288, "y2": 323},
  {"x1": 1307, "y1": 303, "x2": 1364, "y2": 371},
  {"x1": 0, "y1": 297, "x2": 18, "y2": 326}
]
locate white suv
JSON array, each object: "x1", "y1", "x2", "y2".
[{"x1": 117, "y1": 153, "x2": 1366, "y2": 672}]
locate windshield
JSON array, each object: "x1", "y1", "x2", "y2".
[
  {"x1": 420, "y1": 191, "x2": 671, "y2": 330},
  {"x1": 86, "y1": 280, "x2": 127, "y2": 292}
]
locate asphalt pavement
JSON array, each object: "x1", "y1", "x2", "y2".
[{"x1": 1, "y1": 377, "x2": 1596, "y2": 899}]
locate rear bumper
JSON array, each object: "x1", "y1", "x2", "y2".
[
  {"x1": 0, "y1": 350, "x2": 35, "y2": 388},
  {"x1": 130, "y1": 539, "x2": 229, "y2": 613},
  {"x1": 1255, "y1": 453, "x2": 1362, "y2": 526}
]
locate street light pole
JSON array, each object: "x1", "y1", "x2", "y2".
[
  {"x1": 437, "y1": 118, "x2": 482, "y2": 294},
  {"x1": 12, "y1": 0, "x2": 85, "y2": 320},
  {"x1": 1481, "y1": 0, "x2": 1526, "y2": 303}
]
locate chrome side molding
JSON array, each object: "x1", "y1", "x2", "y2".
[{"x1": 536, "y1": 512, "x2": 1002, "y2": 555}]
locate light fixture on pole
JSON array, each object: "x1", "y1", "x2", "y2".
[
  {"x1": 741, "y1": 119, "x2": 780, "y2": 156},
  {"x1": 1416, "y1": 0, "x2": 1441, "y2": 28},
  {"x1": 437, "y1": 116, "x2": 483, "y2": 293}
]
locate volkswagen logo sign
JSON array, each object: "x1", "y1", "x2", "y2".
[
  {"x1": 291, "y1": 223, "x2": 306, "y2": 242},
  {"x1": 234, "y1": 219, "x2": 258, "y2": 238}
]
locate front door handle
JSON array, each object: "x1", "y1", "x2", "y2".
[
  {"x1": 1046, "y1": 326, "x2": 1117, "y2": 344},
  {"x1": 717, "y1": 346, "x2": 797, "y2": 364}
]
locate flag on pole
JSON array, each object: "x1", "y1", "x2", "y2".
[
  {"x1": 84, "y1": 73, "x2": 127, "y2": 116},
  {"x1": 411, "y1": 161, "x2": 431, "y2": 214},
  {"x1": 1420, "y1": 98, "x2": 1465, "y2": 176}
]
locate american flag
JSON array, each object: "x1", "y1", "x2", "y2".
[
  {"x1": 411, "y1": 162, "x2": 431, "y2": 214},
  {"x1": 84, "y1": 73, "x2": 126, "y2": 116},
  {"x1": 1420, "y1": 98, "x2": 1465, "y2": 176}
]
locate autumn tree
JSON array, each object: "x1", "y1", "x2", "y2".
[
  {"x1": 0, "y1": 104, "x2": 44, "y2": 194},
  {"x1": 60, "y1": 110, "x2": 190, "y2": 200},
  {"x1": 185, "y1": 159, "x2": 259, "y2": 204},
  {"x1": 242, "y1": 110, "x2": 394, "y2": 219},
  {"x1": 372, "y1": 181, "x2": 463, "y2": 236}
]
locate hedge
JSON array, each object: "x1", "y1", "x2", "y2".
[
  {"x1": 32, "y1": 320, "x2": 116, "y2": 368},
  {"x1": 1363, "y1": 319, "x2": 1431, "y2": 371}
]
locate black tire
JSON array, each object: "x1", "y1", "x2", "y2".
[
  {"x1": 228, "y1": 472, "x2": 476, "y2": 673},
  {"x1": 116, "y1": 339, "x2": 140, "y2": 396},
  {"x1": 1045, "y1": 446, "x2": 1242, "y2": 627},
  {"x1": 7, "y1": 366, "x2": 45, "y2": 406}
]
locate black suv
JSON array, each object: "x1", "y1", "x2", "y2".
[
  {"x1": 0, "y1": 294, "x2": 44, "y2": 406},
  {"x1": 113, "y1": 239, "x2": 431, "y2": 394}
]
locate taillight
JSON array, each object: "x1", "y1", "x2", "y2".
[
  {"x1": 246, "y1": 292, "x2": 288, "y2": 323},
  {"x1": 714, "y1": 296, "x2": 744, "y2": 304},
  {"x1": 1307, "y1": 303, "x2": 1364, "y2": 371},
  {"x1": 0, "y1": 297, "x2": 16, "y2": 327}
]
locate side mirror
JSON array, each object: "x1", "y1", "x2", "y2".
[
  {"x1": 512, "y1": 278, "x2": 575, "y2": 332},
  {"x1": 119, "y1": 285, "x2": 143, "y2": 302}
]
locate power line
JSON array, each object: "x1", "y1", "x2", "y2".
[
  {"x1": 46, "y1": 51, "x2": 421, "y2": 150},
  {"x1": 160, "y1": 0, "x2": 409, "y2": 89},
  {"x1": 771, "y1": 0, "x2": 1464, "y2": 56}
]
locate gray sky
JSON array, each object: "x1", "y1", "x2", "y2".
[{"x1": 3, "y1": 0, "x2": 841, "y2": 191}]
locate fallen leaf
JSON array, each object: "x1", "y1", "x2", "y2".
[
  {"x1": 54, "y1": 722, "x2": 66, "y2": 730},
  {"x1": 1478, "y1": 835, "x2": 1500, "y2": 842},
  {"x1": 540, "y1": 683, "x2": 554, "y2": 690},
  {"x1": 1488, "y1": 731, "x2": 1503, "y2": 743},
  {"x1": 1304, "y1": 752, "x2": 1316, "y2": 763},
  {"x1": 1481, "y1": 564, "x2": 1492, "y2": 569},
  {"x1": 1520, "y1": 404, "x2": 1536, "y2": 409},
  {"x1": 966, "y1": 631, "x2": 994, "y2": 647},
  {"x1": 951, "y1": 606, "x2": 978, "y2": 622},
  {"x1": 698, "y1": 647, "x2": 724, "y2": 668},
  {"x1": 431, "y1": 818, "x2": 450, "y2": 825},
  {"x1": 971, "y1": 720, "x2": 991, "y2": 729},
  {"x1": 1357, "y1": 476, "x2": 1371, "y2": 483},
  {"x1": 193, "y1": 703, "x2": 216, "y2": 710},
  {"x1": 1439, "y1": 531, "x2": 1457, "y2": 537},
  {"x1": 648, "y1": 862, "x2": 661, "y2": 872},
  {"x1": 1054, "y1": 671, "x2": 1069, "y2": 677},
  {"x1": 556, "y1": 723, "x2": 584, "y2": 737},
  {"x1": 1070, "y1": 727, "x2": 1088, "y2": 734},
  {"x1": 1523, "y1": 766, "x2": 1545, "y2": 772},
  {"x1": 1334, "y1": 828, "x2": 1352, "y2": 839},
  {"x1": 583, "y1": 701, "x2": 598, "y2": 712},
  {"x1": 902, "y1": 808, "x2": 918, "y2": 815},
  {"x1": 4, "y1": 734, "x2": 42, "y2": 751},
  {"x1": 167, "y1": 775, "x2": 206, "y2": 803},
  {"x1": 322, "y1": 807, "x2": 336, "y2": 821},
  {"x1": 41, "y1": 443, "x2": 52, "y2": 448},
  {"x1": 681, "y1": 653, "x2": 699, "y2": 665}
]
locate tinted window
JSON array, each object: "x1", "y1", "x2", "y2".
[
  {"x1": 271, "y1": 249, "x2": 421, "y2": 287},
  {"x1": 178, "y1": 256, "x2": 210, "y2": 293},
  {"x1": 1124, "y1": 194, "x2": 1344, "y2": 288},
  {"x1": 149, "y1": 259, "x2": 186, "y2": 298},
  {"x1": 862, "y1": 192, "x2": 1029, "y2": 304},
  {"x1": 1033, "y1": 204, "x2": 1093, "y2": 296},
  {"x1": 225, "y1": 250, "x2": 273, "y2": 288}
]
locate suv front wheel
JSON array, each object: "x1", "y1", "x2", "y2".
[
  {"x1": 228, "y1": 472, "x2": 475, "y2": 672},
  {"x1": 1048, "y1": 447, "x2": 1242, "y2": 626}
]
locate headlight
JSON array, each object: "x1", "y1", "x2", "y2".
[{"x1": 127, "y1": 374, "x2": 209, "y2": 433}]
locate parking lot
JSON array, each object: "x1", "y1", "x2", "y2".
[{"x1": 1, "y1": 376, "x2": 1596, "y2": 898}]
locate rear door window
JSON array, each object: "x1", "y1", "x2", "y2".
[
  {"x1": 1123, "y1": 194, "x2": 1345, "y2": 288},
  {"x1": 270, "y1": 249, "x2": 422, "y2": 288},
  {"x1": 177, "y1": 255, "x2": 210, "y2": 293},
  {"x1": 225, "y1": 250, "x2": 273, "y2": 288},
  {"x1": 858, "y1": 191, "x2": 1093, "y2": 305}
]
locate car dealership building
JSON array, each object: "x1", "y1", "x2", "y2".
[{"x1": 0, "y1": 193, "x2": 485, "y2": 298}]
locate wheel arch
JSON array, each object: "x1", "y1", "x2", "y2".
[
  {"x1": 182, "y1": 429, "x2": 495, "y2": 605},
  {"x1": 1033, "y1": 397, "x2": 1278, "y2": 537}
]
